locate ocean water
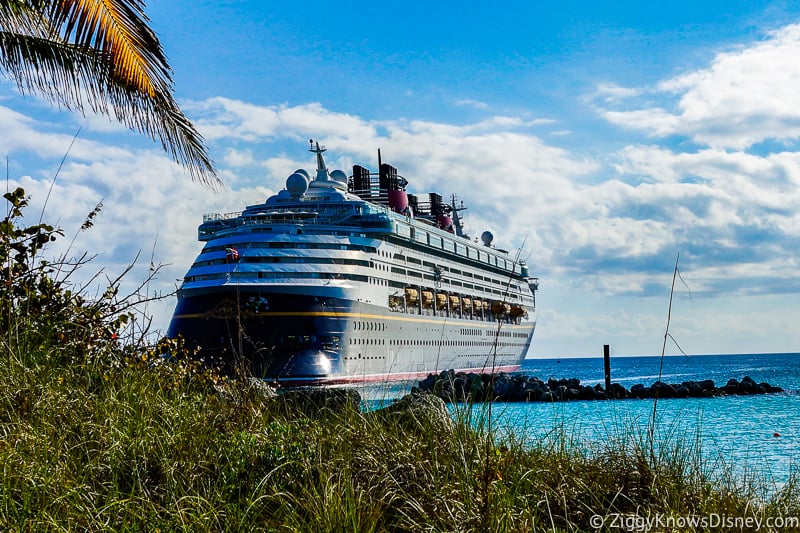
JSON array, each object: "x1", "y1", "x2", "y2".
[{"x1": 358, "y1": 352, "x2": 800, "y2": 492}]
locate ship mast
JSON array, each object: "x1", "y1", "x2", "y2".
[
  {"x1": 309, "y1": 139, "x2": 328, "y2": 181},
  {"x1": 450, "y1": 194, "x2": 468, "y2": 238}
]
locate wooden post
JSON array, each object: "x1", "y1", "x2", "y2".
[{"x1": 604, "y1": 344, "x2": 611, "y2": 391}]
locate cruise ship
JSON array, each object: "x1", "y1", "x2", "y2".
[{"x1": 167, "y1": 141, "x2": 538, "y2": 384}]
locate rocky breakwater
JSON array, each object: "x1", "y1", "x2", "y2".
[{"x1": 415, "y1": 371, "x2": 784, "y2": 403}]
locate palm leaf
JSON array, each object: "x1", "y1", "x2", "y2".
[
  {"x1": 0, "y1": 0, "x2": 220, "y2": 187},
  {"x1": 47, "y1": 0, "x2": 170, "y2": 99}
]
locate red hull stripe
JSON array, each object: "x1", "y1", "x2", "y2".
[{"x1": 273, "y1": 364, "x2": 522, "y2": 386}]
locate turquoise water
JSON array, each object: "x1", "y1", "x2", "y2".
[{"x1": 358, "y1": 352, "x2": 800, "y2": 491}]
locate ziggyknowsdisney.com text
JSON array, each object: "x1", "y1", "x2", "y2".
[{"x1": 590, "y1": 512, "x2": 800, "y2": 531}]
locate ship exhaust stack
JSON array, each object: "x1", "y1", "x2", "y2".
[
  {"x1": 352, "y1": 164, "x2": 372, "y2": 198},
  {"x1": 381, "y1": 163, "x2": 409, "y2": 214}
]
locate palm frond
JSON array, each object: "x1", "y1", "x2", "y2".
[
  {"x1": 48, "y1": 0, "x2": 170, "y2": 99},
  {"x1": 0, "y1": 0, "x2": 220, "y2": 188}
]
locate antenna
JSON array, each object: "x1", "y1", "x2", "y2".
[{"x1": 308, "y1": 139, "x2": 328, "y2": 181}]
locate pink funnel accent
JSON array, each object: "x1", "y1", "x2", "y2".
[
  {"x1": 437, "y1": 215, "x2": 453, "y2": 231},
  {"x1": 389, "y1": 190, "x2": 409, "y2": 214}
]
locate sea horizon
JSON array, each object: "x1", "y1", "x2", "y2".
[{"x1": 526, "y1": 350, "x2": 800, "y2": 360}]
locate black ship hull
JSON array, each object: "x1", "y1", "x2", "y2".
[{"x1": 167, "y1": 289, "x2": 351, "y2": 383}]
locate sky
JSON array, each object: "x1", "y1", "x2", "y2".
[{"x1": 3, "y1": 0, "x2": 800, "y2": 358}]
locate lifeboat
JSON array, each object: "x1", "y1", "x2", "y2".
[
  {"x1": 510, "y1": 305, "x2": 527, "y2": 317},
  {"x1": 421, "y1": 290, "x2": 434, "y2": 308},
  {"x1": 449, "y1": 295, "x2": 461, "y2": 310},
  {"x1": 491, "y1": 300, "x2": 508, "y2": 315},
  {"x1": 404, "y1": 288, "x2": 419, "y2": 305},
  {"x1": 473, "y1": 298, "x2": 483, "y2": 313},
  {"x1": 389, "y1": 295, "x2": 404, "y2": 308},
  {"x1": 436, "y1": 293, "x2": 447, "y2": 309},
  {"x1": 462, "y1": 297, "x2": 472, "y2": 312}
]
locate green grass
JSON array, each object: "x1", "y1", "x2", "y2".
[
  {"x1": 3, "y1": 187, "x2": 800, "y2": 531},
  {"x1": 3, "y1": 336, "x2": 800, "y2": 531}
]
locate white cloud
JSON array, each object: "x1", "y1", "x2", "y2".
[
  {"x1": 7, "y1": 57, "x2": 800, "y2": 355},
  {"x1": 454, "y1": 98, "x2": 490, "y2": 110},
  {"x1": 595, "y1": 23, "x2": 800, "y2": 150},
  {"x1": 593, "y1": 82, "x2": 645, "y2": 103},
  {"x1": 222, "y1": 148, "x2": 256, "y2": 167}
]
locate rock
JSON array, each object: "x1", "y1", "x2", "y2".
[
  {"x1": 415, "y1": 370, "x2": 783, "y2": 403},
  {"x1": 449, "y1": 375, "x2": 465, "y2": 399},
  {"x1": 566, "y1": 388, "x2": 581, "y2": 401},
  {"x1": 684, "y1": 381, "x2": 703, "y2": 397},
  {"x1": 651, "y1": 381, "x2": 677, "y2": 399},
  {"x1": 608, "y1": 383, "x2": 629, "y2": 399},
  {"x1": 555, "y1": 385, "x2": 568, "y2": 400},
  {"x1": 468, "y1": 373, "x2": 485, "y2": 400},
  {"x1": 539, "y1": 391, "x2": 557, "y2": 402},
  {"x1": 418, "y1": 373, "x2": 438, "y2": 391},
  {"x1": 379, "y1": 391, "x2": 453, "y2": 434},
  {"x1": 739, "y1": 376, "x2": 756, "y2": 394},
  {"x1": 724, "y1": 378, "x2": 740, "y2": 395},
  {"x1": 699, "y1": 379, "x2": 715, "y2": 391},
  {"x1": 493, "y1": 374, "x2": 512, "y2": 399},
  {"x1": 579, "y1": 385, "x2": 597, "y2": 400}
]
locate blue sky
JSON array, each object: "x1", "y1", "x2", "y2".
[{"x1": 3, "y1": 1, "x2": 800, "y2": 358}]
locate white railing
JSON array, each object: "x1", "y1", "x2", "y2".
[{"x1": 203, "y1": 211, "x2": 241, "y2": 223}]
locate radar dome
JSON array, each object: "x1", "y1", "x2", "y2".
[
  {"x1": 286, "y1": 172, "x2": 309, "y2": 197},
  {"x1": 293, "y1": 169, "x2": 310, "y2": 180},
  {"x1": 329, "y1": 169, "x2": 348, "y2": 184},
  {"x1": 481, "y1": 231, "x2": 494, "y2": 246}
]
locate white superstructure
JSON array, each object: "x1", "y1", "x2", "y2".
[{"x1": 168, "y1": 141, "x2": 538, "y2": 384}]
